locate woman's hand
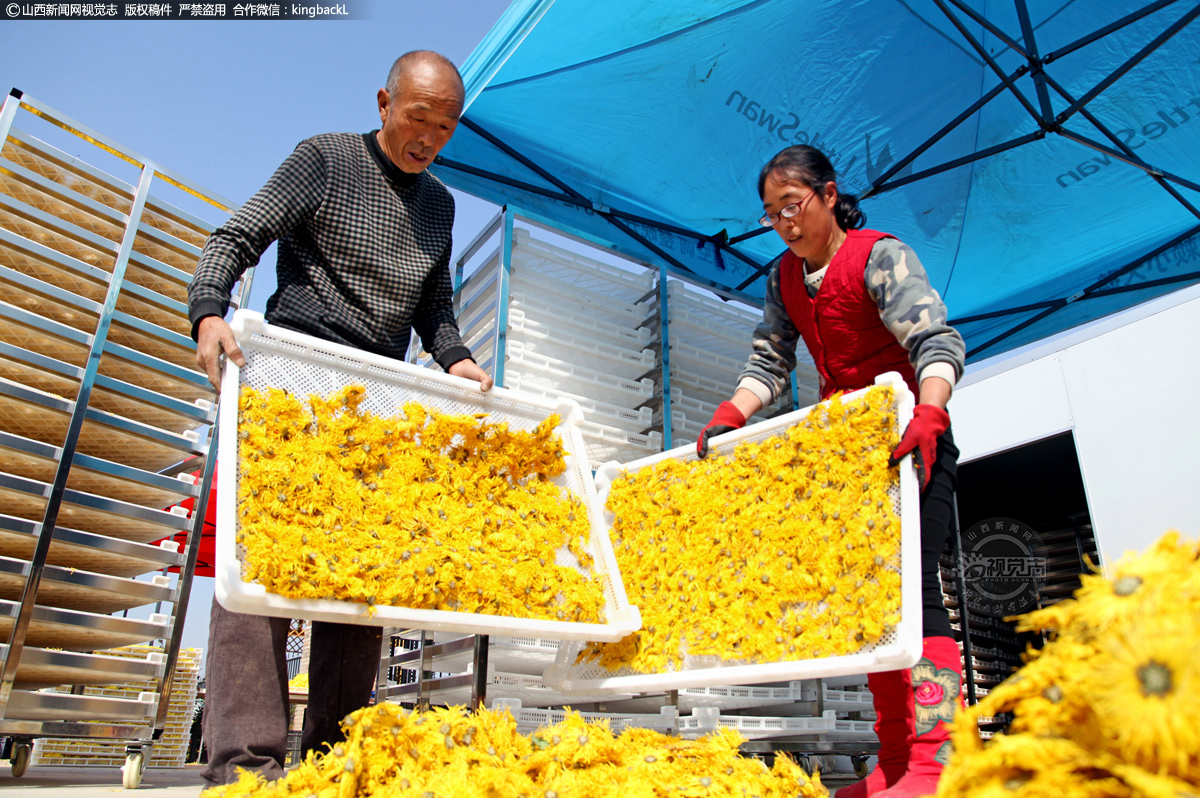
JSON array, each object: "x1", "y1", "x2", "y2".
[
  {"x1": 889, "y1": 403, "x2": 950, "y2": 491},
  {"x1": 696, "y1": 388, "x2": 763, "y2": 458}
]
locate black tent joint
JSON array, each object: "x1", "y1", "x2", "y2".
[{"x1": 869, "y1": 1, "x2": 1194, "y2": 200}]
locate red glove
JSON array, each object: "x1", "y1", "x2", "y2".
[
  {"x1": 888, "y1": 404, "x2": 950, "y2": 491},
  {"x1": 696, "y1": 401, "x2": 746, "y2": 459}
]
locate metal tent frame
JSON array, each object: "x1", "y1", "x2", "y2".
[{"x1": 433, "y1": 0, "x2": 1200, "y2": 363}]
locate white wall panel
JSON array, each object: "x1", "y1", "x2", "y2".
[
  {"x1": 1057, "y1": 300, "x2": 1200, "y2": 564},
  {"x1": 948, "y1": 291, "x2": 1200, "y2": 569},
  {"x1": 949, "y1": 355, "x2": 1073, "y2": 463}
]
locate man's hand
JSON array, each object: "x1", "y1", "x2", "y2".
[
  {"x1": 696, "y1": 401, "x2": 746, "y2": 459},
  {"x1": 447, "y1": 358, "x2": 494, "y2": 392},
  {"x1": 195, "y1": 315, "x2": 245, "y2": 390},
  {"x1": 888, "y1": 404, "x2": 950, "y2": 492}
]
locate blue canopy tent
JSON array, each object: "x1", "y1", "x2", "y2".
[{"x1": 433, "y1": 0, "x2": 1200, "y2": 363}]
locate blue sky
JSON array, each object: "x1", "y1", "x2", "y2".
[{"x1": 1, "y1": 2, "x2": 512, "y2": 665}]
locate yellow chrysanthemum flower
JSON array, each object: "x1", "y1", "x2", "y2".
[
  {"x1": 582, "y1": 386, "x2": 903, "y2": 674},
  {"x1": 235, "y1": 385, "x2": 605, "y2": 623},
  {"x1": 1086, "y1": 615, "x2": 1200, "y2": 781},
  {"x1": 941, "y1": 530, "x2": 1200, "y2": 798},
  {"x1": 199, "y1": 703, "x2": 826, "y2": 798}
]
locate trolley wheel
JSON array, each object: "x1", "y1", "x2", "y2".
[
  {"x1": 851, "y1": 755, "x2": 870, "y2": 778},
  {"x1": 10, "y1": 742, "x2": 31, "y2": 777},
  {"x1": 122, "y1": 751, "x2": 145, "y2": 789},
  {"x1": 797, "y1": 755, "x2": 816, "y2": 776}
]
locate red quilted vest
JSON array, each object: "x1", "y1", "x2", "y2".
[{"x1": 780, "y1": 229, "x2": 918, "y2": 400}]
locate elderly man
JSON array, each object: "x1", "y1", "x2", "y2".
[{"x1": 188, "y1": 51, "x2": 490, "y2": 786}]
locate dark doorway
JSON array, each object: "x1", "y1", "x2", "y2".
[{"x1": 943, "y1": 432, "x2": 1098, "y2": 715}]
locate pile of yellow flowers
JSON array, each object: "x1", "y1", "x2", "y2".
[
  {"x1": 201, "y1": 702, "x2": 826, "y2": 798},
  {"x1": 939, "y1": 530, "x2": 1200, "y2": 797},
  {"x1": 236, "y1": 385, "x2": 605, "y2": 623},
  {"x1": 580, "y1": 386, "x2": 902, "y2": 674},
  {"x1": 289, "y1": 673, "x2": 309, "y2": 691}
]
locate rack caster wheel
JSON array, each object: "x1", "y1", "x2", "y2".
[
  {"x1": 10, "y1": 742, "x2": 31, "y2": 778},
  {"x1": 122, "y1": 751, "x2": 145, "y2": 789},
  {"x1": 851, "y1": 755, "x2": 870, "y2": 778},
  {"x1": 797, "y1": 755, "x2": 818, "y2": 776}
]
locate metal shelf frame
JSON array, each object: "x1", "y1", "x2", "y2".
[{"x1": 0, "y1": 88, "x2": 249, "y2": 772}]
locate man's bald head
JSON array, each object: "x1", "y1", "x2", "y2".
[{"x1": 385, "y1": 51, "x2": 465, "y2": 112}]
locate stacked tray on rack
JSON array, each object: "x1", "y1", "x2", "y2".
[
  {"x1": 31, "y1": 646, "x2": 201, "y2": 768},
  {"x1": 452, "y1": 228, "x2": 662, "y2": 468},
  {"x1": 0, "y1": 96, "x2": 230, "y2": 726},
  {"x1": 647, "y1": 279, "x2": 817, "y2": 438}
]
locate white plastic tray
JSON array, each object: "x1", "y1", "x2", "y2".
[
  {"x1": 544, "y1": 373, "x2": 922, "y2": 693},
  {"x1": 505, "y1": 345, "x2": 654, "y2": 407},
  {"x1": 506, "y1": 372, "x2": 653, "y2": 434},
  {"x1": 667, "y1": 340, "x2": 748, "y2": 387},
  {"x1": 666, "y1": 363, "x2": 742, "y2": 406},
  {"x1": 661, "y1": 280, "x2": 761, "y2": 329},
  {"x1": 512, "y1": 228, "x2": 656, "y2": 301},
  {"x1": 490, "y1": 697, "x2": 677, "y2": 734},
  {"x1": 456, "y1": 296, "x2": 652, "y2": 362},
  {"x1": 511, "y1": 301, "x2": 652, "y2": 348},
  {"x1": 461, "y1": 258, "x2": 648, "y2": 331},
  {"x1": 659, "y1": 303, "x2": 755, "y2": 362},
  {"x1": 679, "y1": 708, "x2": 839, "y2": 740},
  {"x1": 579, "y1": 419, "x2": 663, "y2": 469},
  {"x1": 507, "y1": 336, "x2": 655, "y2": 382},
  {"x1": 216, "y1": 311, "x2": 640, "y2": 641},
  {"x1": 402, "y1": 633, "x2": 563, "y2": 676},
  {"x1": 390, "y1": 664, "x2": 632, "y2": 708}
]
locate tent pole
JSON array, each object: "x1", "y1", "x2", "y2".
[
  {"x1": 658, "y1": 265, "x2": 673, "y2": 450},
  {"x1": 456, "y1": 118, "x2": 724, "y2": 283},
  {"x1": 438, "y1": 153, "x2": 764, "y2": 260},
  {"x1": 509, "y1": 205, "x2": 764, "y2": 306},
  {"x1": 966, "y1": 302, "x2": 1066, "y2": 359},
  {"x1": 1040, "y1": 73, "x2": 1200, "y2": 219},
  {"x1": 1089, "y1": 269, "x2": 1200, "y2": 298},
  {"x1": 862, "y1": 76, "x2": 1017, "y2": 199},
  {"x1": 1013, "y1": 0, "x2": 1056, "y2": 125},
  {"x1": 965, "y1": 223, "x2": 1200, "y2": 358},
  {"x1": 1055, "y1": 130, "x2": 1200, "y2": 197},
  {"x1": 943, "y1": 0, "x2": 1028, "y2": 56},
  {"x1": 1053, "y1": 3, "x2": 1200, "y2": 128},
  {"x1": 1043, "y1": 0, "x2": 1183, "y2": 63},
  {"x1": 1074, "y1": 223, "x2": 1200, "y2": 296},
  {"x1": 877, "y1": 131, "x2": 1043, "y2": 193},
  {"x1": 735, "y1": 252, "x2": 783, "y2": 293},
  {"x1": 493, "y1": 208, "x2": 515, "y2": 390},
  {"x1": 951, "y1": 299, "x2": 1061, "y2": 326},
  {"x1": 933, "y1": 0, "x2": 1044, "y2": 125}
]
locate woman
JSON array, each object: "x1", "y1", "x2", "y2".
[{"x1": 697, "y1": 146, "x2": 966, "y2": 798}]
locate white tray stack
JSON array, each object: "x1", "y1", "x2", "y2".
[
  {"x1": 650, "y1": 279, "x2": 820, "y2": 443},
  {"x1": 381, "y1": 628, "x2": 879, "y2": 744},
  {"x1": 0, "y1": 90, "x2": 236, "y2": 780},
  {"x1": 453, "y1": 228, "x2": 662, "y2": 468}
]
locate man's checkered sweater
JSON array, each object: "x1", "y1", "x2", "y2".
[{"x1": 188, "y1": 132, "x2": 471, "y2": 369}]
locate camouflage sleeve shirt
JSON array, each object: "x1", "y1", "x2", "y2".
[{"x1": 737, "y1": 238, "x2": 966, "y2": 406}]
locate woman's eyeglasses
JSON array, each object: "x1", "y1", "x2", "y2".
[{"x1": 758, "y1": 192, "x2": 815, "y2": 227}]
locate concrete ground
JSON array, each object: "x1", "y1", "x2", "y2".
[{"x1": 0, "y1": 764, "x2": 208, "y2": 796}]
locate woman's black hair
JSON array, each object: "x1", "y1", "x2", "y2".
[{"x1": 757, "y1": 145, "x2": 865, "y2": 230}]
